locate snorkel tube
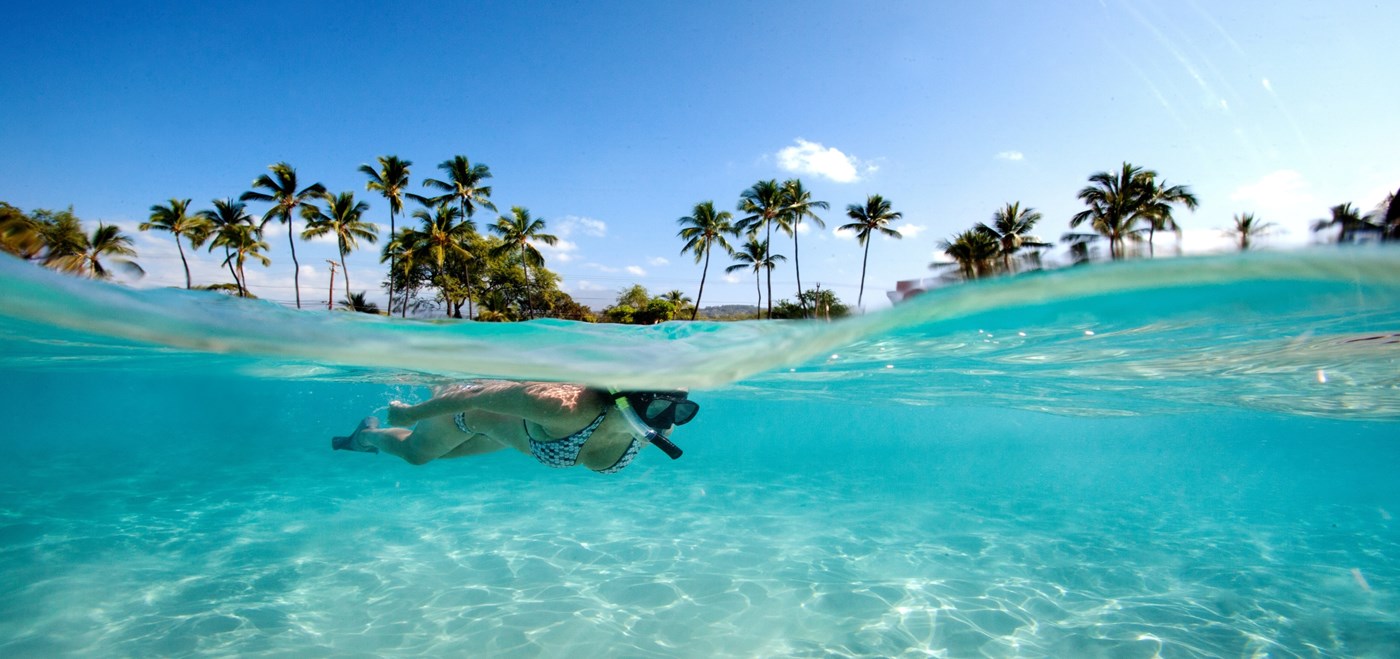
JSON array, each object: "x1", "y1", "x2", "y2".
[{"x1": 609, "y1": 388, "x2": 684, "y2": 460}]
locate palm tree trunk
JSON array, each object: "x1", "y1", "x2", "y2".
[
  {"x1": 340, "y1": 249, "x2": 351, "y2": 304},
  {"x1": 521, "y1": 246, "x2": 531, "y2": 319},
  {"x1": 224, "y1": 245, "x2": 241, "y2": 293},
  {"x1": 387, "y1": 208, "x2": 396, "y2": 315},
  {"x1": 692, "y1": 249, "x2": 709, "y2": 321},
  {"x1": 754, "y1": 272, "x2": 761, "y2": 320},
  {"x1": 286, "y1": 212, "x2": 302, "y2": 308},
  {"x1": 794, "y1": 226, "x2": 805, "y2": 318},
  {"x1": 764, "y1": 219, "x2": 773, "y2": 319},
  {"x1": 176, "y1": 238, "x2": 192, "y2": 289},
  {"x1": 1147, "y1": 225, "x2": 1156, "y2": 258},
  {"x1": 237, "y1": 259, "x2": 248, "y2": 298},
  {"x1": 857, "y1": 239, "x2": 871, "y2": 309},
  {"x1": 460, "y1": 200, "x2": 474, "y2": 319}
]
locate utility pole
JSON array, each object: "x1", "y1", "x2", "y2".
[{"x1": 326, "y1": 260, "x2": 339, "y2": 311}]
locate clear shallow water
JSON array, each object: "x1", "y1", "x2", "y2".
[{"x1": 1, "y1": 251, "x2": 1398, "y2": 657}]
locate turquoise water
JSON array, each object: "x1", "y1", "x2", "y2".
[{"x1": 1, "y1": 251, "x2": 1398, "y2": 657}]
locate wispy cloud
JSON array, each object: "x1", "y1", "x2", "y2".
[
  {"x1": 554, "y1": 215, "x2": 607, "y2": 238},
  {"x1": 626, "y1": 265, "x2": 646, "y2": 276},
  {"x1": 647, "y1": 256, "x2": 669, "y2": 266},
  {"x1": 899, "y1": 223, "x2": 926, "y2": 238},
  {"x1": 776, "y1": 139, "x2": 875, "y2": 183},
  {"x1": 995, "y1": 151, "x2": 1025, "y2": 162},
  {"x1": 535, "y1": 238, "x2": 579, "y2": 263}
]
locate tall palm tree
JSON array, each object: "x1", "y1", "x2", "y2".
[
  {"x1": 937, "y1": 229, "x2": 1000, "y2": 280},
  {"x1": 725, "y1": 239, "x2": 784, "y2": 320},
  {"x1": 1225, "y1": 212, "x2": 1278, "y2": 251},
  {"x1": 360, "y1": 155, "x2": 412, "y2": 314},
  {"x1": 1311, "y1": 202, "x2": 1369, "y2": 243},
  {"x1": 839, "y1": 194, "x2": 903, "y2": 309},
  {"x1": 975, "y1": 202, "x2": 1046, "y2": 274},
  {"x1": 422, "y1": 156, "x2": 495, "y2": 318},
  {"x1": 401, "y1": 203, "x2": 476, "y2": 318},
  {"x1": 1139, "y1": 178, "x2": 1199, "y2": 256},
  {"x1": 49, "y1": 223, "x2": 144, "y2": 280},
  {"x1": 301, "y1": 192, "x2": 378, "y2": 300},
  {"x1": 736, "y1": 179, "x2": 788, "y2": 318},
  {"x1": 1071, "y1": 162, "x2": 1155, "y2": 260},
  {"x1": 489, "y1": 206, "x2": 557, "y2": 319},
  {"x1": 140, "y1": 198, "x2": 211, "y2": 289},
  {"x1": 676, "y1": 200, "x2": 736, "y2": 320},
  {"x1": 199, "y1": 198, "x2": 258, "y2": 295},
  {"x1": 1381, "y1": 188, "x2": 1400, "y2": 241},
  {"x1": 240, "y1": 162, "x2": 326, "y2": 308},
  {"x1": 781, "y1": 179, "x2": 828, "y2": 317}
]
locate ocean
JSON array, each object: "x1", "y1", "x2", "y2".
[{"x1": 1, "y1": 250, "x2": 1397, "y2": 657}]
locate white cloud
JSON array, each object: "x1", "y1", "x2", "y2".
[
  {"x1": 647, "y1": 256, "x2": 669, "y2": 266},
  {"x1": 536, "y1": 237, "x2": 579, "y2": 263},
  {"x1": 776, "y1": 138, "x2": 873, "y2": 183},
  {"x1": 995, "y1": 151, "x2": 1025, "y2": 162},
  {"x1": 832, "y1": 227, "x2": 857, "y2": 241},
  {"x1": 1261, "y1": 78, "x2": 1273, "y2": 93},
  {"x1": 721, "y1": 273, "x2": 741, "y2": 284},
  {"x1": 625, "y1": 265, "x2": 646, "y2": 276},
  {"x1": 576, "y1": 280, "x2": 609, "y2": 291},
  {"x1": 899, "y1": 223, "x2": 926, "y2": 239},
  {"x1": 554, "y1": 215, "x2": 607, "y2": 238}
]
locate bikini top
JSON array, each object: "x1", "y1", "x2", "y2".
[{"x1": 526, "y1": 409, "x2": 642, "y2": 474}]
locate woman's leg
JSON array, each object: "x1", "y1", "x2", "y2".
[{"x1": 363, "y1": 411, "x2": 524, "y2": 465}]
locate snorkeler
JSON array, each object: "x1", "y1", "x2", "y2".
[{"x1": 332, "y1": 380, "x2": 696, "y2": 473}]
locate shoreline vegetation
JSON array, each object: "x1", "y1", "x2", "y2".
[{"x1": 2, "y1": 157, "x2": 1396, "y2": 324}]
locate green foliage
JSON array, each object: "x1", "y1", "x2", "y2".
[{"x1": 770, "y1": 289, "x2": 850, "y2": 320}]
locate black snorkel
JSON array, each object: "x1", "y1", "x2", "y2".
[{"x1": 610, "y1": 389, "x2": 685, "y2": 460}]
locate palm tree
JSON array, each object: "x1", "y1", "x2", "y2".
[
  {"x1": 221, "y1": 223, "x2": 271, "y2": 297},
  {"x1": 1380, "y1": 188, "x2": 1400, "y2": 241},
  {"x1": 400, "y1": 203, "x2": 476, "y2": 318},
  {"x1": 300, "y1": 192, "x2": 378, "y2": 300},
  {"x1": 360, "y1": 155, "x2": 412, "y2": 314},
  {"x1": 199, "y1": 198, "x2": 258, "y2": 295},
  {"x1": 1225, "y1": 212, "x2": 1278, "y2": 251},
  {"x1": 422, "y1": 156, "x2": 495, "y2": 318},
  {"x1": 661, "y1": 289, "x2": 693, "y2": 318},
  {"x1": 937, "y1": 229, "x2": 1000, "y2": 280},
  {"x1": 781, "y1": 179, "x2": 828, "y2": 317},
  {"x1": 736, "y1": 179, "x2": 789, "y2": 318},
  {"x1": 140, "y1": 198, "x2": 211, "y2": 289},
  {"x1": 1139, "y1": 178, "x2": 1199, "y2": 256},
  {"x1": 676, "y1": 201, "x2": 736, "y2": 320},
  {"x1": 725, "y1": 239, "x2": 784, "y2": 320},
  {"x1": 1311, "y1": 202, "x2": 1370, "y2": 243},
  {"x1": 489, "y1": 206, "x2": 557, "y2": 319},
  {"x1": 49, "y1": 223, "x2": 144, "y2": 280},
  {"x1": 240, "y1": 162, "x2": 326, "y2": 308},
  {"x1": 1, "y1": 203, "x2": 42, "y2": 258},
  {"x1": 975, "y1": 202, "x2": 1046, "y2": 274},
  {"x1": 839, "y1": 194, "x2": 903, "y2": 309},
  {"x1": 340, "y1": 291, "x2": 381, "y2": 314},
  {"x1": 1071, "y1": 162, "x2": 1155, "y2": 260}
]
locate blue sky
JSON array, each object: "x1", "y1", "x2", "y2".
[{"x1": 3, "y1": 1, "x2": 1397, "y2": 312}]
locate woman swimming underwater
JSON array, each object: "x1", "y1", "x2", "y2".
[{"x1": 334, "y1": 380, "x2": 696, "y2": 473}]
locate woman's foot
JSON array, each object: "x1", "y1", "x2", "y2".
[{"x1": 332, "y1": 417, "x2": 381, "y2": 453}]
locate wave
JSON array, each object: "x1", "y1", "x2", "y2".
[{"x1": 2, "y1": 251, "x2": 1398, "y2": 417}]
